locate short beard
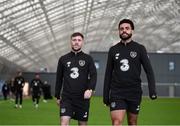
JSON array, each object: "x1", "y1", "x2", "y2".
[
  {"x1": 72, "y1": 47, "x2": 81, "y2": 52},
  {"x1": 120, "y1": 33, "x2": 132, "y2": 41}
]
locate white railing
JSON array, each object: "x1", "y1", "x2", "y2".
[{"x1": 142, "y1": 82, "x2": 180, "y2": 98}]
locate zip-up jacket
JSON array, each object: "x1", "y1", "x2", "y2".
[
  {"x1": 55, "y1": 51, "x2": 97, "y2": 99},
  {"x1": 14, "y1": 76, "x2": 25, "y2": 92},
  {"x1": 31, "y1": 78, "x2": 42, "y2": 94},
  {"x1": 103, "y1": 41, "x2": 156, "y2": 105}
]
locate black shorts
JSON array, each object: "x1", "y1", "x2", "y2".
[
  {"x1": 32, "y1": 93, "x2": 40, "y2": 98},
  {"x1": 110, "y1": 97, "x2": 142, "y2": 114},
  {"x1": 60, "y1": 97, "x2": 90, "y2": 121}
]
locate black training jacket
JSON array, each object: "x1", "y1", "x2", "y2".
[
  {"x1": 14, "y1": 76, "x2": 25, "y2": 91},
  {"x1": 103, "y1": 41, "x2": 156, "y2": 104},
  {"x1": 55, "y1": 51, "x2": 97, "y2": 99},
  {"x1": 31, "y1": 78, "x2": 42, "y2": 93}
]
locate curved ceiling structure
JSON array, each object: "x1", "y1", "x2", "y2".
[{"x1": 0, "y1": 0, "x2": 180, "y2": 72}]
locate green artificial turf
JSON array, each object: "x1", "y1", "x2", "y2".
[{"x1": 0, "y1": 96, "x2": 180, "y2": 125}]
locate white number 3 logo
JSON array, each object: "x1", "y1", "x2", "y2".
[
  {"x1": 120, "y1": 59, "x2": 129, "y2": 71},
  {"x1": 70, "y1": 67, "x2": 79, "y2": 79}
]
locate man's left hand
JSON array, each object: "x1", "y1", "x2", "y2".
[{"x1": 84, "y1": 89, "x2": 92, "y2": 99}]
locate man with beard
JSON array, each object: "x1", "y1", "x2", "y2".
[
  {"x1": 55, "y1": 32, "x2": 97, "y2": 126},
  {"x1": 103, "y1": 19, "x2": 157, "y2": 125}
]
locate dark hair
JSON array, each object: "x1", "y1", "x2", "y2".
[
  {"x1": 118, "y1": 19, "x2": 134, "y2": 30},
  {"x1": 71, "y1": 32, "x2": 84, "y2": 39}
]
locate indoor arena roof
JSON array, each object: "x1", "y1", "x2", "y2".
[{"x1": 0, "y1": 0, "x2": 180, "y2": 72}]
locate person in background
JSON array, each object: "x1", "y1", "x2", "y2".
[
  {"x1": 30, "y1": 73, "x2": 43, "y2": 108},
  {"x1": 14, "y1": 71, "x2": 25, "y2": 108},
  {"x1": 9, "y1": 78, "x2": 15, "y2": 101},
  {"x1": 42, "y1": 81, "x2": 52, "y2": 103},
  {"x1": 2, "y1": 81, "x2": 10, "y2": 100}
]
